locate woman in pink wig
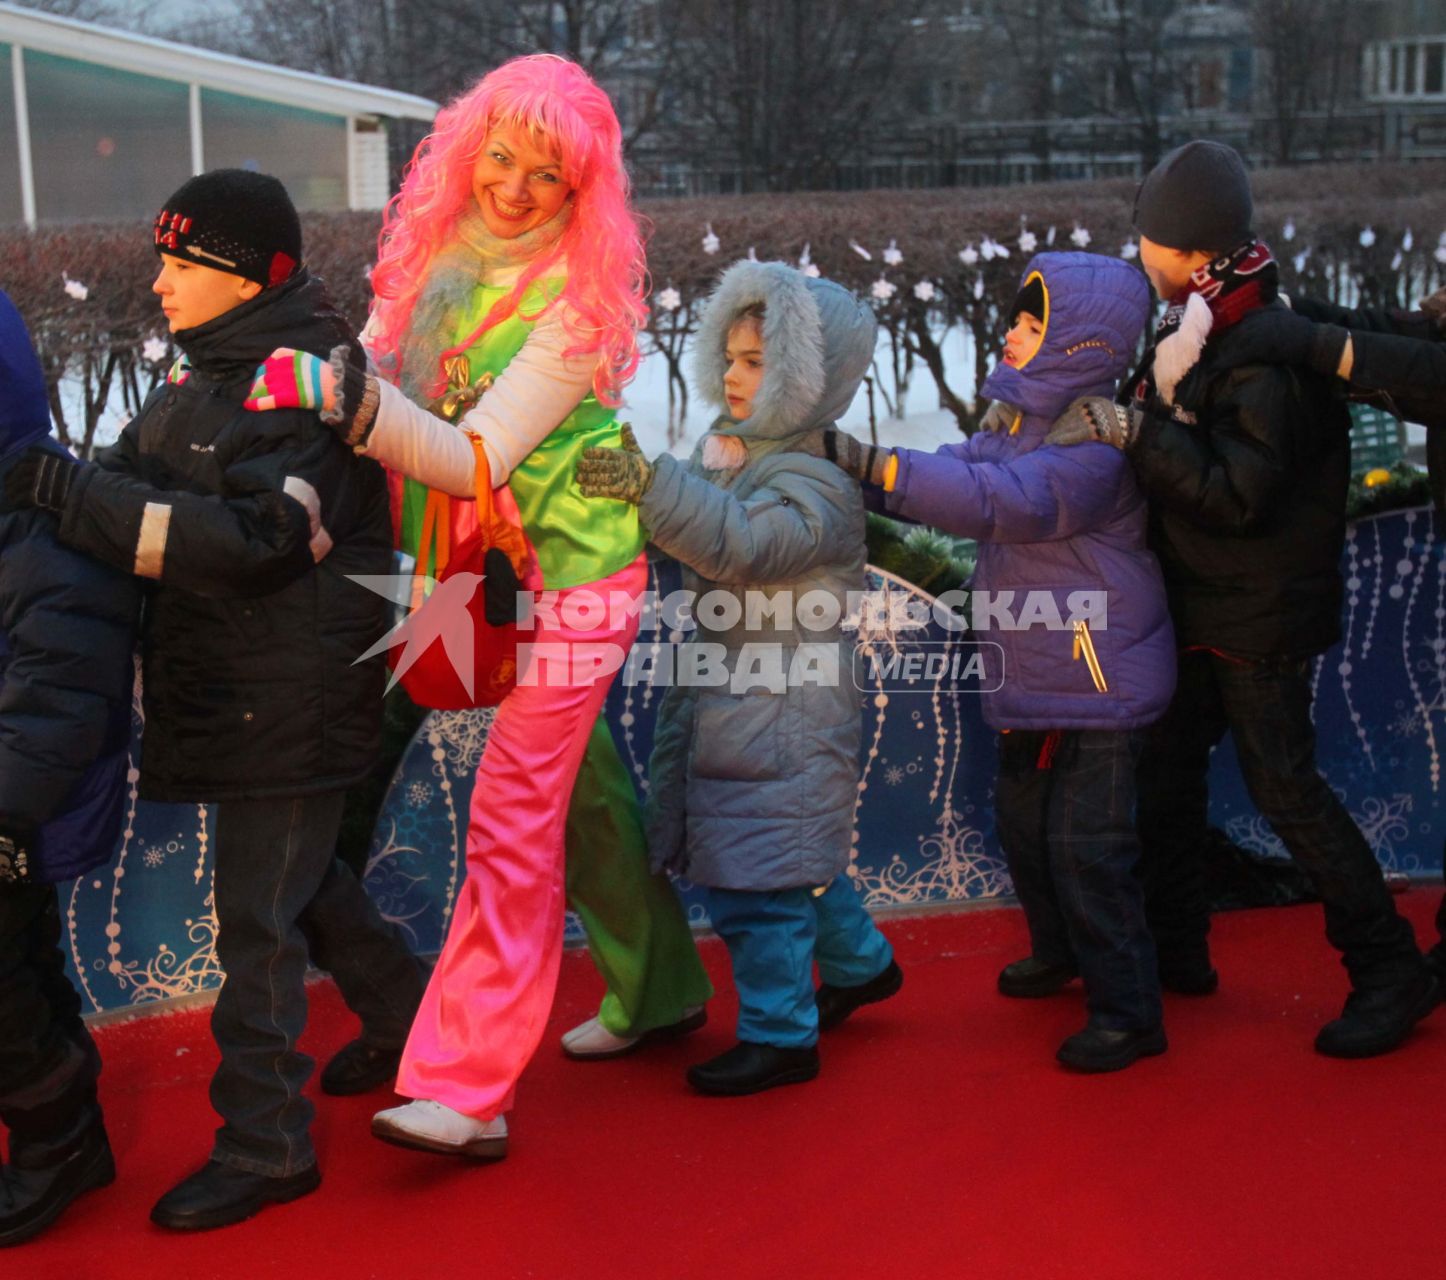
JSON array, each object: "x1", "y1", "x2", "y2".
[{"x1": 247, "y1": 53, "x2": 710, "y2": 1157}]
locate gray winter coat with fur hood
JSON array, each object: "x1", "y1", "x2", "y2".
[{"x1": 639, "y1": 261, "x2": 875, "y2": 891}]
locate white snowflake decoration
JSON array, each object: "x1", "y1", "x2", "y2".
[
  {"x1": 62, "y1": 274, "x2": 88, "y2": 301},
  {"x1": 1282, "y1": 219, "x2": 1296, "y2": 242},
  {"x1": 1293, "y1": 249, "x2": 1311, "y2": 275},
  {"x1": 141, "y1": 336, "x2": 169, "y2": 363},
  {"x1": 1359, "y1": 226, "x2": 1376, "y2": 248},
  {"x1": 958, "y1": 244, "x2": 979, "y2": 266},
  {"x1": 701, "y1": 223, "x2": 719, "y2": 255},
  {"x1": 1018, "y1": 229, "x2": 1037, "y2": 254},
  {"x1": 746, "y1": 245, "x2": 759, "y2": 262},
  {"x1": 1392, "y1": 251, "x2": 1404, "y2": 271},
  {"x1": 882, "y1": 239, "x2": 904, "y2": 267},
  {"x1": 801, "y1": 262, "x2": 820, "y2": 278},
  {"x1": 1070, "y1": 225, "x2": 1091, "y2": 248},
  {"x1": 849, "y1": 239, "x2": 873, "y2": 261},
  {"x1": 980, "y1": 236, "x2": 1008, "y2": 261},
  {"x1": 1120, "y1": 239, "x2": 1139, "y2": 260},
  {"x1": 913, "y1": 280, "x2": 936, "y2": 302},
  {"x1": 972, "y1": 274, "x2": 985, "y2": 300},
  {"x1": 1045, "y1": 226, "x2": 1057, "y2": 246},
  {"x1": 870, "y1": 277, "x2": 897, "y2": 301},
  {"x1": 1402, "y1": 228, "x2": 1414, "y2": 251},
  {"x1": 654, "y1": 286, "x2": 682, "y2": 313}
]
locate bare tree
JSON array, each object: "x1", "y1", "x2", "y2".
[
  {"x1": 657, "y1": 0, "x2": 942, "y2": 193},
  {"x1": 1249, "y1": 0, "x2": 1367, "y2": 164},
  {"x1": 1057, "y1": 0, "x2": 1179, "y2": 169}
]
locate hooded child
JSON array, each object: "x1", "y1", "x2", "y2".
[
  {"x1": 807, "y1": 251, "x2": 1176, "y2": 1072},
  {"x1": 577, "y1": 261, "x2": 903, "y2": 1096},
  {"x1": 0, "y1": 290, "x2": 140, "y2": 1247},
  {"x1": 1045, "y1": 140, "x2": 1437, "y2": 1059}
]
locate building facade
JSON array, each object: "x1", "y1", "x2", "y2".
[{"x1": 0, "y1": 2, "x2": 436, "y2": 227}]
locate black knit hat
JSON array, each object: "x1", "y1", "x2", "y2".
[
  {"x1": 1009, "y1": 275, "x2": 1046, "y2": 325},
  {"x1": 153, "y1": 169, "x2": 302, "y2": 288},
  {"x1": 1133, "y1": 141, "x2": 1253, "y2": 256}
]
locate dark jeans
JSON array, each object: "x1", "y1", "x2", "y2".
[
  {"x1": 0, "y1": 882, "x2": 102, "y2": 1158},
  {"x1": 995, "y1": 728, "x2": 1162, "y2": 1031},
  {"x1": 1137, "y1": 651, "x2": 1421, "y2": 989},
  {"x1": 209, "y1": 791, "x2": 427, "y2": 1177}
]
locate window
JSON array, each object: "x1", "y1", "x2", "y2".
[
  {"x1": 201, "y1": 90, "x2": 347, "y2": 212},
  {"x1": 23, "y1": 50, "x2": 191, "y2": 224},
  {"x1": 1367, "y1": 39, "x2": 1446, "y2": 101}
]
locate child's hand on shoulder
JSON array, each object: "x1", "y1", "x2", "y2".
[
  {"x1": 1046, "y1": 398, "x2": 1142, "y2": 452},
  {"x1": 576, "y1": 424, "x2": 654, "y2": 505}
]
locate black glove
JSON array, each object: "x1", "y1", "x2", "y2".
[
  {"x1": 4, "y1": 446, "x2": 78, "y2": 515},
  {"x1": 482, "y1": 546, "x2": 521, "y2": 628},
  {"x1": 1219, "y1": 309, "x2": 1349, "y2": 378},
  {"x1": 0, "y1": 823, "x2": 35, "y2": 885}
]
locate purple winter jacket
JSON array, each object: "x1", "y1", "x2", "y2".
[{"x1": 883, "y1": 252, "x2": 1176, "y2": 731}]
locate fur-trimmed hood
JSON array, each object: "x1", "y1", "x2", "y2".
[{"x1": 691, "y1": 260, "x2": 876, "y2": 441}]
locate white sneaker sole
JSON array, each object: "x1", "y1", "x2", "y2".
[{"x1": 370, "y1": 1115, "x2": 508, "y2": 1161}]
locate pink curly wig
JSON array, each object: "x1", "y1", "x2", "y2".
[{"x1": 368, "y1": 54, "x2": 647, "y2": 406}]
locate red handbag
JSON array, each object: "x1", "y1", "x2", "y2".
[{"x1": 387, "y1": 433, "x2": 539, "y2": 710}]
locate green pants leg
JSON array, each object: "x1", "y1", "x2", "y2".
[{"x1": 565, "y1": 715, "x2": 713, "y2": 1036}]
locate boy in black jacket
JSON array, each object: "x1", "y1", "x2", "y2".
[
  {"x1": 5, "y1": 172, "x2": 426, "y2": 1231},
  {"x1": 0, "y1": 291, "x2": 140, "y2": 1247},
  {"x1": 1046, "y1": 141, "x2": 1437, "y2": 1058},
  {"x1": 1204, "y1": 280, "x2": 1446, "y2": 979}
]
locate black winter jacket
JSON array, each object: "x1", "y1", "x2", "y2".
[
  {"x1": 1, "y1": 444, "x2": 141, "y2": 882},
  {"x1": 1291, "y1": 296, "x2": 1446, "y2": 511},
  {"x1": 56, "y1": 272, "x2": 392, "y2": 803},
  {"x1": 1126, "y1": 306, "x2": 1351, "y2": 661}
]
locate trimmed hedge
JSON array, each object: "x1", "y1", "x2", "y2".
[{"x1": 5, "y1": 160, "x2": 1444, "y2": 457}]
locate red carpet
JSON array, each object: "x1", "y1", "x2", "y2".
[{"x1": 8, "y1": 892, "x2": 1444, "y2": 1280}]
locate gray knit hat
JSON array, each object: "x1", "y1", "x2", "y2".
[{"x1": 1133, "y1": 141, "x2": 1253, "y2": 255}]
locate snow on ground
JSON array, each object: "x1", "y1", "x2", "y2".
[{"x1": 621, "y1": 324, "x2": 980, "y2": 459}]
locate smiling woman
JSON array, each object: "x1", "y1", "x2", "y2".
[
  {"x1": 471, "y1": 127, "x2": 573, "y2": 238},
  {"x1": 243, "y1": 53, "x2": 712, "y2": 1162}
]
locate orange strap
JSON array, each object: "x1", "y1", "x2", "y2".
[{"x1": 464, "y1": 431, "x2": 529, "y2": 580}]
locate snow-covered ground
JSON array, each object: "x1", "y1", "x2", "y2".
[
  {"x1": 61, "y1": 317, "x2": 1431, "y2": 463},
  {"x1": 622, "y1": 324, "x2": 981, "y2": 459}
]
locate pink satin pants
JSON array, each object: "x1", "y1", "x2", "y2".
[{"x1": 395, "y1": 553, "x2": 647, "y2": 1119}]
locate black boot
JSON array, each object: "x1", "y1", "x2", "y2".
[
  {"x1": 816, "y1": 960, "x2": 904, "y2": 1031},
  {"x1": 1151, "y1": 937, "x2": 1220, "y2": 1000},
  {"x1": 686, "y1": 1042, "x2": 819, "y2": 1096},
  {"x1": 1314, "y1": 969, "x2": 1441, "y2": 1059},
  {"x1": 150, "y1": 1160, "x2": 321, "y2": 1232},
  {"x1": 997, "y1": 956, "x2": 1077, "y2": 998},
  {"x1": 1056, "y1": 1025, "x2": 1168, "y2": 1073},
  {"x1": 1424, "y1": 941, "x2": 1446, "y2": 985},
  {"x1": 319, "y1": 1039, "x2": 403, "y2": 1097},
  {"x1": 0, "y1": 1118, "x2": 114, "y2": 1248}
]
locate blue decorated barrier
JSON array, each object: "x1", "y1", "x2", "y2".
[{"x1": 59, "y1": 507, "x2": 1446, "y2": 1013}]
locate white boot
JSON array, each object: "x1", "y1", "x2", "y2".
[
  {"x1": 560, "y1": 1004, "x2": 707, "y2": 1060},
  {"x1": 371, "y1": 1100, "x2": 508, "y2": 1160}
]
